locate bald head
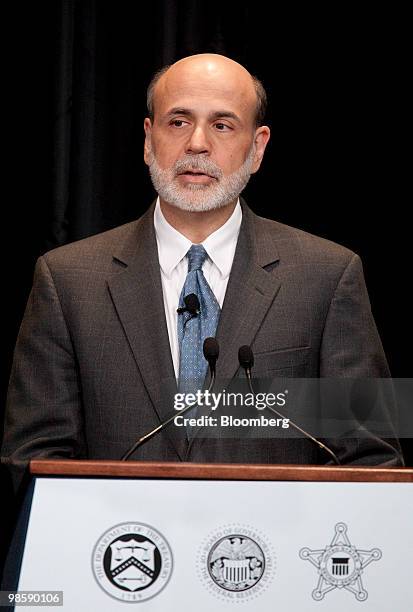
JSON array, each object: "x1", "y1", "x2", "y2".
[{"x1": 147, "y1": 54, "x2": 267, "y2": 128}]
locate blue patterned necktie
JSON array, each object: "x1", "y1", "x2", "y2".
[{"x1": 177, "y1": 245, "x2": 221, "y2": 415}]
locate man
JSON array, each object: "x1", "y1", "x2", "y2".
[{"x1": 1, "y1": 54, "x2": 403, "y2": 493}]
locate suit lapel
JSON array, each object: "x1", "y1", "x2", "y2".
[
  {"x1": 215, "y1": 201, "x2": 281, "y2": 380},
  {"x1": 107, "y1": 205, "x2": 187, "y2": 460}
]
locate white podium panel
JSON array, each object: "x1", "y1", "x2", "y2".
[{"x1": 17, "y1": 478, "x2": 413, "y2": 611}]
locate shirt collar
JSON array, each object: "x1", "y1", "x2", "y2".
[
  {"x1": 154, "y1": 197, "x2": 242, "y2": 279},
  {"x1": 202, "y1": 201, "x2": 242, "y2": 278}
]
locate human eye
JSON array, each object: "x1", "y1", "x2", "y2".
[
  {"x1": 169, "y1": 118, "x2": 189, "y2": 128},
  {"x1": 214, "y1": 122, "x2": 232, "y2": 132}
]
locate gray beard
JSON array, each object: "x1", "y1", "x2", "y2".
[{"x1": 147, "y1": 144, "x2": 256, "y2": 212}]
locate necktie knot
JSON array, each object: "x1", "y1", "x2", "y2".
[{"x1": 187, "y1": 244, "x2": 208, "y2": 272}]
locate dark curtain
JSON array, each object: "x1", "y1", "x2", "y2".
[{"x1": 1, "y1": 0, "x2": 411, "y2": 575}]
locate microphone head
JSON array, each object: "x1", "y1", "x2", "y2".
[
  {"x1": 203, "y1": 337, "x2": 219, "y2": 364},
  {"x1": 184, "y1": 293, "x2": 200, "y2": 314},
  {"x1": 238, "y1": 345, "x2": 254, "y2": 369}
]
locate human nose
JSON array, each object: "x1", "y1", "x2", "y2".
[{"x1": 185, "y1": 125, "x2": 211, "y2": 155}]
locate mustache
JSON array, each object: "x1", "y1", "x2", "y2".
[{"x1": 173, "y1": 155, "x2": 223, "y2": 180}]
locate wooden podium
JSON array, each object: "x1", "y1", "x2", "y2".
[
  {"x1": 30, "y1": 458, "x2": 413, "y2": 481},
  {"x1": 5, "y1": 461, "x2": 413, "y2": 611}
]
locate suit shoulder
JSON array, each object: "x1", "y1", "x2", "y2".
[
  {"x1": 41, "y1": 220, "x2": 141, "y2": 271},
  {"x1": 254, "y1": 213, "x2": 357, "y2": 266}
]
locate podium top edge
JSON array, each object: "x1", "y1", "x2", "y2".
[{"x1": 29, "y1": 460, "x2": 413, "y2": 482}]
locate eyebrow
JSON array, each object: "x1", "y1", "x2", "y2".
[{"x1": 165, "y1": 107, "x2": 242, "y2": 124}]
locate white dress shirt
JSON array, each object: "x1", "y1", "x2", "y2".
[{"x1": 154, "y1": 197, "x2": 242, "y2": 378}]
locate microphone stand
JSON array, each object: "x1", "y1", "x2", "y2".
[
  {"x1": 242, "y1": 363, "x2": 341, "y2": 466},
  {"x1": 121, "y1": 358, "x2": 217, "y2": 461}
]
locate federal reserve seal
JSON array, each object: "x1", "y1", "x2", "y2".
[
  {"x1": 197, "y1": 524, "x2": 276, "y2": 603},
  {"x1": 92, "y1": 522, "x2": 173, "y2": 602},
  {"x1": 299, "y1": 522, "x2": 382, "y2": 601}
]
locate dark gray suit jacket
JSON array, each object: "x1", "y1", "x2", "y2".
[{"x1": 1, "y1": 201, "x2": 403, "y2": 490}]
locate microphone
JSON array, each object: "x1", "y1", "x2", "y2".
[
  {"x1": 238, "y1": 345, "x2": 254, "y2": 376},
  {"x1": 177, "y1": 293, "x2": 200, "y2": 315},
  {"x1": 120, "y1": 337, "x2": 219, "y2": 461},
  {"x1": 237, "y1": 345, "x2": 341, "y2": 465},
  {"x1": 203, "y1": 337, "x2": 219, "y2": 379}
]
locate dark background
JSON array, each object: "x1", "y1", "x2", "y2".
[{"x1": 1, "y1": 0, "x2": 411, "y2": 576}]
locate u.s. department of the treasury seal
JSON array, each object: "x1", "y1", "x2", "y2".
[{"x1": 92, "y1": 522, "x2": 173, "y2": 602}]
